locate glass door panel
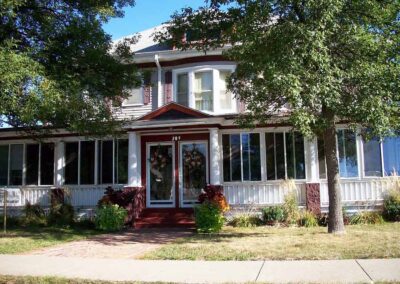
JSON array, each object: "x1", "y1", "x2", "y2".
[
  {"x1": 148, "y1": 144, "x2": 174, "y2": 207},
  {"x1": 180, "y1": 142, "x2": 208, "y2": 207}
]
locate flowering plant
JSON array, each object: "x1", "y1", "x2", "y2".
[{"x1": 198, "y1": 184, "x2": 229, "y2": 212}]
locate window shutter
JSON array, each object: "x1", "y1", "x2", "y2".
[
  {"x1": 164, "y1": 71, "x2": 173, "y2": 104},
  {"x1": 143, "y1": 75, "x2": 151, "y2": 105}
]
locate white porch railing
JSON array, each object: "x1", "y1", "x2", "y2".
[
  {"x1": 320, "y1": 179, "x2": 392, "y2": 206},
  {"x1": 2, "y1": 185, "x2": 119, "y2": 208},
  {"x1": 223, "y1": 182, "x2": 306, "y2": 206}
]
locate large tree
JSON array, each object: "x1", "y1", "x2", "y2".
[
  {"x1": 0, "y1": 0, "x2": 140, "y2": 135},
  {"x1": 157, "y1": 0, "x2": 400, "y2": 233}
]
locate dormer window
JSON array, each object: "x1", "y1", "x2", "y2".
[{"x1": 173, "y1": 65, "x2": 236, "y2": 114}]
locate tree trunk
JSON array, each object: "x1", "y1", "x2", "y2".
[{"x1": 323, "y1": 109, "x2": 346, "y2": 234}]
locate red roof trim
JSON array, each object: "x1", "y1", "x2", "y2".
[
  {"x1": 136, "y1": 55, "x2": 231, "y2": 68},
  {"x1": 137, "y1": 102, "x2": 211, "y2": 121}
]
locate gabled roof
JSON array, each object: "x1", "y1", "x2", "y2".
[{"x1": 137, "y1": 102, "x2": 211, "y2": 121}]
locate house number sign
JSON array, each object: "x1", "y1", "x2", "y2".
[{"x1": 172, "y1": 136, "x2": 181, "y2": 141}]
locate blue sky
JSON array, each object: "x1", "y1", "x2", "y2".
[{"x1": 103, "y1": 0, "x2": 207, "y2": 40}]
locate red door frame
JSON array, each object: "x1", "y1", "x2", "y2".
[{"x1": 141, "y1": 132, "x2": 210, "y2": 209}]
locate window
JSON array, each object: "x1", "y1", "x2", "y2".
[
  {"x1": 41, "y1": 143, "x2": 55, "y2": 185},
  {"x1": 99, "y1": 140, "x2": 113, "y2": 184},
  {"x1": 265, "y1": 132, "x2": 305, "y2": 180},
  {"x1": 363, "y1": 138, "x2": 382, "y2": 177},
  {"x1": 80, "y1": 141, "x2": 95, "y2": 184},
  {"x1": 222, "y1": 133, "x2": 261, "y2": 182},
  {"x1": 219, "y1": 71, "x2": 232, "y2": 110},
  {"x1": 383, "y1": 136, "x2": 400, "y2": 175},
  {"x1": 98, "y1": 139, "x2": 128, "y2": 184},
  {"x1": 0, "y1": 145, "x2": 9, "y2": 186},
  {"x1": 317, "y1": 138, "x2": 326, "y2": 179},
  {"x1": 338, "y1": 130, "x2": 359, "y2": 177},
  {"x1": 9, "y1": 144, "x2": 23, "y2": 185},
  {"x1": 286, "y1": 132, "x2": 306, "y2": 179},
  {"x1": 177, "y1": 73, "x2": 188, "y2": 107},
  {"x1": 124, "y1": 88, "x2": 143, "y2": 105},
  {"x1": 65, "y1": 142, "x2": 79, "y2": 184},
  {"x1": 26, "y1": 144, "x2": 39, "y2": 185},
  {"x1": 194, "y1": 71, "x2": 213, "y2": 111},
  {"x1": 115, "y1": 139, "x2": 128, "y2": 184}
]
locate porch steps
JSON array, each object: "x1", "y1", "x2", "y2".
[{"x1": 134, "y1": 208, "x2": 195, "y2": 229}]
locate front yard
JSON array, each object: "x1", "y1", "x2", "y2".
[
  {"x1": 140, "y1": 222, "x2": 400, "y2": 261},
  {"x1": 0, "y1": 225, "x2": 99, "y2": 254}
]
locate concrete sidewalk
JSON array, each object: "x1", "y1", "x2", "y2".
[{"x1": 0, "y1": 255, "x2": 399, "y2": 283}]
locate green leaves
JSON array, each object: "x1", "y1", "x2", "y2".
[
  {"x1": 0, "y1": 0, "x2": 139, "y2": 135},
  {"x1": 160, "y1": 0, "x2": 400, "y2": 138}
]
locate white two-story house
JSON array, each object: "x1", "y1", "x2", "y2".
[{"x1": 1, "y1": 25, "x2": 399, "y2": 227}]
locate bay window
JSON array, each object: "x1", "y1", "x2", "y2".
[
  {"x1": 174, "y1": 65, "x2": 236, "y2": 114},
  {"x1": 194, "y1": 71, "x2": 213, "y2": 111},
  {"x1": 222, "y1": 133, "x2": 261, "y2": 182}
]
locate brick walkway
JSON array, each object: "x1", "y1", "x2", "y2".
[{"x1": 26, "y1": 228, "x2": 193, "y2": 259}]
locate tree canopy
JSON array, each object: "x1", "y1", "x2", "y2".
[
  {"x1": 0, "y1": 0, "x2": 139, "y2": 135},
  {"x1": 158, "y1": 0, "x2": 400, "y2": 233}
]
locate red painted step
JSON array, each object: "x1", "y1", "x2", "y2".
[{"x1": 134, "y1": 208, "x2": 195, "y2": 229}]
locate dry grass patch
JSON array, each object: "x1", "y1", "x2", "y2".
[{"x1": 141, "y1": 222, "x2": 400, "y2": 260}]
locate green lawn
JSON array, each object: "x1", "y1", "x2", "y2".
[
  {"x1": 0, "y1": 275, "x2": 167, "y2": 284},
  {"x1": 141, "y1": 222, "x2": 400, "y2": 261},
  {"x1": 0, "y1": 225, "x2": 99, "y2": 254}
]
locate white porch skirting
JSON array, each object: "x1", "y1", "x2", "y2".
[
  {"x1": 2, "y1": 186, "x2": 112, "y2": 208},
  {"x1": 320, "y1": 179, "x2": 393, "y2": 207},
  {"x1": 223, "y1": 182, "x2": 307, "y2": 206}
]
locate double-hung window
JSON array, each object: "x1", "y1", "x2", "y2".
[
  {"x1": 222, "y1": 133, "x2": 261, "y2": 182},
  {"x1": 194, "y1": 71, "x2": 213, "y2": 111}
]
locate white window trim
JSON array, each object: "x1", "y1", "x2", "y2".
[{"x1": 172, "y1": 65, "x2": 237, "y2": 115}]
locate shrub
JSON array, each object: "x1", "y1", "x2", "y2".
[
  {"x1": 298, "y1": 211, "x2": 318, "y2": 227},
  {"x1": 48, "y1": 203, "x2": 75, "y2": 226},
  {"x1": 98, "y1": 186, "x2": 136, "y2": 223},
  {"x1": 282, "y1": 190, "x2": 300, "y2": 225},
  {"x1": 194, "y1": 202, "x2": 224, "y2": 233},
  {"x1": 198, "y1": 185, "x2": 229, "y2": 212},
  {"x1": 262, "y1": 206, "x2": 285, "y2": 225},
  {"x1": 383, "y1": 189, "x2": 400, "y2": 221},
  {"x1": 21, "y1": 202, "x2": 47, "y2": 226},
  {"x1": 349, "y1": 211, "x2": 384, "y2": 225},
  {"x1": 95, "y1": 204, "x2": 127, "y2": 231},
  {"x1": 229, "y1": 214, "x2": 262, "y2": 227}
]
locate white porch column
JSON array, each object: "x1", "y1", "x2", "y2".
[
  {"x1": 305, "y1": 137, "x2": 319, "y2": 182},
  {"x1": 55, "y1": 141, "x2": 64, "y2": 187},
  {"x1": 209, "y1": 128, "x2": 221, "y2": 185},
  {"x1": 128, "y1": 132, "x2": 140, "y2": 187}
]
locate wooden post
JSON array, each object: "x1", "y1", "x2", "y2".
[{"x1": 3, "y1": 190, "x2": 7, "y2": 234}]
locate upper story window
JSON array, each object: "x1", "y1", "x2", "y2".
[
  {"x1": 173, "y1": 65, "x2": 236, "y2": 114},
  {"x1": 123, "y1": 88, "x2": 143, "y2": 106}
]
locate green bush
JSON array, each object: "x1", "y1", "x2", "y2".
[
  {"x1": 283, "y1": 191, "x2": 300, "y2": 225},
  {"x1": 229, "y1": 214, "x2": 262, "y2": 227},
  {"x1": 48, "y1": 203, "x2": 75, "y2": 226},
  {"x1": 95, "y1": 204, "x2": 127, "y2": 231},
  {"x1": 349, "y1": 211, "x2": 384, "y2": 225},
  {"x1": 262, "y1": 206, "x2": 285, "y2": 224},
  {"x1": 194, "y1": 202, "x2": 224, "y2": 233},
  {"x1": 298, "y1": 211, "x2": 318, "y2": 227},
  {"x1": 21, "y1": 202, "x2": 47, "y2": 226},
  {"x1": 383, "y1": 189, "x2": 400, "y2": 221}
]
